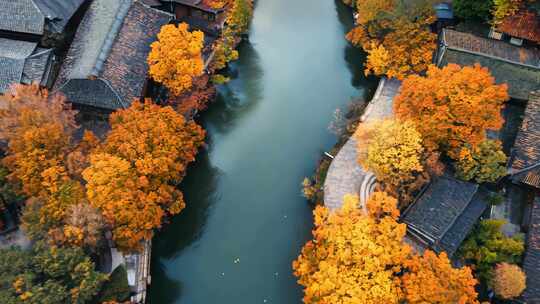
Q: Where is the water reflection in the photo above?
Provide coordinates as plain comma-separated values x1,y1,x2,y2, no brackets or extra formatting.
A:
203,42,264,135
334,0,379,94
152,151,222,259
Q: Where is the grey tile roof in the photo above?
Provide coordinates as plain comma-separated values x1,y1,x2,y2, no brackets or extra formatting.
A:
32,0,87,33
511,91,540,189
54,0,173,110
21,48,54,86
0,38,53,93
402,175,484,257
522,196,540,303
0,0,44,35
437,29,540,100
0,0,86,35
436,188,488,256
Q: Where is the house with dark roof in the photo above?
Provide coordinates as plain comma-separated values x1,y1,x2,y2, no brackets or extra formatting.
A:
436,29,540,100
506,91,540,303
402,175,488,257
53,0,173,111
0,0,87,40
0,38,55,94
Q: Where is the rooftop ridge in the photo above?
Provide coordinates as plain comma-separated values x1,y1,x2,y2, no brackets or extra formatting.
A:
442,29,540,70
91,0,133,76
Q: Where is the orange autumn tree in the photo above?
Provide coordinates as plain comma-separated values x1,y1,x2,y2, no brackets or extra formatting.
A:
0,84,77,197
294,192,479,304
0,85,93,244
402,251,479,304
347,0,437,79
83,101,205,251
148,23,205,96
394,64,508,158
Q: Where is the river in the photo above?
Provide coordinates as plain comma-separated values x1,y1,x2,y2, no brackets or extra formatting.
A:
148,1,377,303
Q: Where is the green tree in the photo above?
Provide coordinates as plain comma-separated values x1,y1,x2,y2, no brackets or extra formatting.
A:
456,140,508,183
459,219,524,282
0,242,106,304
453,0,494,21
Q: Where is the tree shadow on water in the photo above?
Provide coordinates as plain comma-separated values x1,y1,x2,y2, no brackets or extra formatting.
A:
147,260,183,304
152,150,222,259
202,41,264,135
334,0,379,95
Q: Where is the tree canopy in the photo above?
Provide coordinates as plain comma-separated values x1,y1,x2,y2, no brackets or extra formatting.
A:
83,101,205,251
293,192,479,304
394,64,508,159
148,23,205,96
0,243,107,304
346,0,437,79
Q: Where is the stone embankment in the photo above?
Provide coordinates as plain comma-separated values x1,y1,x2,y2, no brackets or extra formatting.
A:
323,77,401,211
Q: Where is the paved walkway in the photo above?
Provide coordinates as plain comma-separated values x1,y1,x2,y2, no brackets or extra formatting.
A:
323,78,401,211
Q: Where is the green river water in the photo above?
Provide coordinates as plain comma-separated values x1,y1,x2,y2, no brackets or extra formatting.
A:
148,1,377,303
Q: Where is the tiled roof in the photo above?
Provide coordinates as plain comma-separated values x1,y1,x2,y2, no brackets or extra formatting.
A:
32,0,87,33
511,91,540,189
0,0,44,35
497,9,540,43
0,0,86,35
402,175,485,257
436,188,488,257
54,0,173,110
522,196,540,303
438,29,540,100
0,38,54,93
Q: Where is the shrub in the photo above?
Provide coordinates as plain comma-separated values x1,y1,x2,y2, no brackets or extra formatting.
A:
492,263,526,299
95,266,131,303
459,219,524,282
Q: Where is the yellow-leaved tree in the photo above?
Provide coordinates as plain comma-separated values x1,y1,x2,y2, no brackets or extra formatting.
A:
148,23,205,96
293,193,410,304
355,119,424,188
293,192,479,304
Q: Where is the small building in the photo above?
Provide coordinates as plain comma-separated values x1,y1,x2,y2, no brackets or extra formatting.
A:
0,38,55,94
436,29,540,100
402,175,488,257
0,0,87,41
53,0,173,111
158,0,228,36
491,9,540,47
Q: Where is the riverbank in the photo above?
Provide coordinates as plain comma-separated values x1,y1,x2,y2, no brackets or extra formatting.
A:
323,77,401,210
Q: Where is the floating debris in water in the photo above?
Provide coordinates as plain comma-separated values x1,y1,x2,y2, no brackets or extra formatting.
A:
233,258,240,264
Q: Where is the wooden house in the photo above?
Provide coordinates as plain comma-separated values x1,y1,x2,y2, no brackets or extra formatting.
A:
157,0,228,36
53,0,173,112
